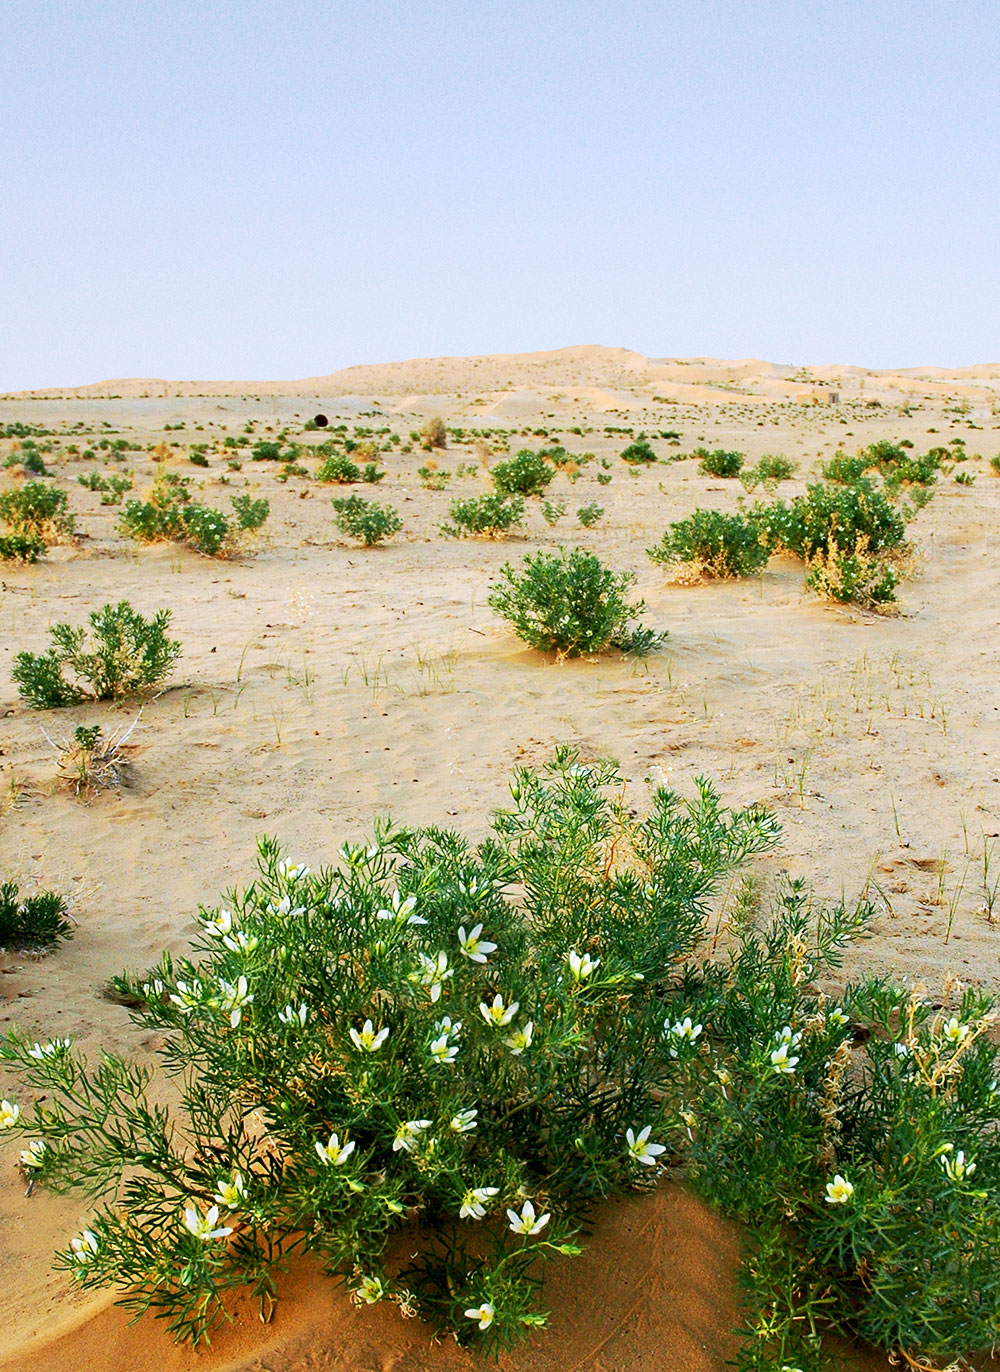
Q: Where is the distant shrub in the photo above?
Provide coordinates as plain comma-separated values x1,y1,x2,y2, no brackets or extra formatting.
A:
990,455,1000,476
576,502,604,528
251,440,298,463
696,449,744,478
488,547,665,657
316,454,361,484
440,493,525,539
230,495,270,531
361,464,386,484
418,464,450,490
3,445,48,475
180,505,231,557
0,482,75,542
188,452,209,468
12,602,181,709
764,479,906,561
821,453,871,485
0,534,45,563
420,416,448,450
753,454,796,482
490,450,554,497
541,500,567,527
648,509,770,579
331,495,403,546
120,476,266,557
0,881,73,951
619,437,657,465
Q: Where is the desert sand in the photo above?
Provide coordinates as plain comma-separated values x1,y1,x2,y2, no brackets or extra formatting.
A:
2,346,999,1370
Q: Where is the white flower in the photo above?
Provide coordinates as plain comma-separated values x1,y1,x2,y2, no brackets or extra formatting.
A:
213,1173,246,1208
770,1043,799,1075
203,908,234,937
217,975,253,1028
506,1199,550,1235
350,1019,390,1053
459,1185,499,1219
667,1016,703,1056
393,1119,432,1153
892,1042,911,1058
480,994,519,1028
377,890,426,926
278,1002,309,1028
505,1020,534,1055
449,1107,478,1133
940,1016,971,1046
0,1099,20,1130
430,1033,459,1065
169,980,204,1014
268,894,305,917
940,1147,976,1182
464,1301,495,1330
458,877,488,902
458,923,497,963
221,929,259,955
355,1274,384,1304
183,1203,233,1241
315,1132,356,1166
28,1038,71,1059
626,1125,665,1166
824,1174,854,1204
567,949,599,982
19,1139,46,1169
775,1025,803,1048
411,951,453,1002
827,1007,849,1028
70,1229,100,1263
277,860,310,882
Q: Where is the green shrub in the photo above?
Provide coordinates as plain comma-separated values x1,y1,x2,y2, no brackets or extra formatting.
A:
251,440,298,463
0,881,73,950
619,437,656,465
316,454,361,484
230,495,270,531
576,502,604,528
490,450,554,497
188,452,209,468
541,500,566,526
181,504,230,557
0,482,75,541
361,464,386,484
990,455,1000,476
805,541,899,609
648,509,770,579
821,453,871,485
0,751,777,1350
763,479,906,561
696,449,744,478
488,547,665,657
119,499,184,543
418,464,450,490
753,454,796,482
596,471,612,486
3,445,49,475
11,602,181,708
331,495,403,546
0,533,45,562
440,493,525,539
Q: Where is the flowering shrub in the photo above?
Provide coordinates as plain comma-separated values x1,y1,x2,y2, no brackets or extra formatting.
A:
0,752,777,1349
647,508,770,579
0,481,75,542
3,755,998,1369
488,547,665,657
440,493,525,538
330,495,403,546
490,450,554,497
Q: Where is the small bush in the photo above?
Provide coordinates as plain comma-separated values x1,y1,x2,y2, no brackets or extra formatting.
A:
0,533,45,562
576,502,604,528
11,602,181,709
3,445,49,475
316,454,361,484
230,495,270,531
821,453,871,485
696,449,744,478
251,440,298,463
541,500,566,526
753,454,796,482
488,547,665,657
418,464,450,490
361,464,386,484
331,495,403,546
490,450,554,498
619,437,657,465
0,482,75,542
764,479,906,562
181,505,230,557
805,539,899,609
648,509,770,579
419,416,448,450
440,493,525,539
596,471,612,486
188,452,209,468
989,455,1000,476
0,881,72,950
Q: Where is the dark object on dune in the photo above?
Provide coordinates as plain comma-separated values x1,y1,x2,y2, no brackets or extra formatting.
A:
313,413,329,428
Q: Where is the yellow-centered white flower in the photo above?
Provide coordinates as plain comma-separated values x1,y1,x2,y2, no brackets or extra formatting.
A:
70,1229,100,1263
19,1139,46,1169
626,1125,665,1166
505,1019,534,1054
458,923,497,963
393,1118,432,1153
315,1133,356,1166
350,1019,390,1053
940,1016,971,1046
217,975,253,1028
213,1172,246,1208
769,1042,799,1075
277,860,310,882
412,951,453,1002
449,1107,478,1132
480,993,519,1028
0,1099,20,1129
28,1038,71,1059
940,1147,976,1182
203,908,234,937
824,1174,854,1204
377,890,426,925
278,1002,309,1028
183,1203,233,1241
460,1185,499,1219
464,1301,495,1330
355,1274,384,1304
566,949,599,982
506,1199,550,1235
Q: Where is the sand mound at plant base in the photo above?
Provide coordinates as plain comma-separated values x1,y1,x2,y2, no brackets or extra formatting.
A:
0,1186,751,1372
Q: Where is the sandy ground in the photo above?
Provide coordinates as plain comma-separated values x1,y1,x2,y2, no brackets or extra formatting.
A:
1,349,999,1369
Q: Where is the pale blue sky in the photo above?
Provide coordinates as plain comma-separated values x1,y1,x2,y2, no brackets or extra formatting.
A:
2,1,996,389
